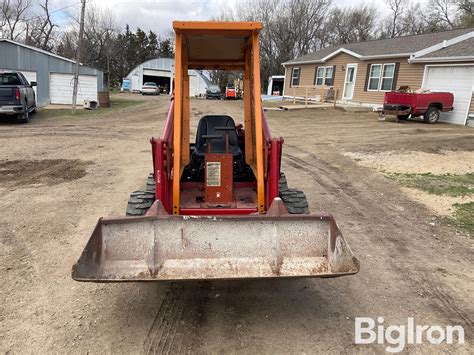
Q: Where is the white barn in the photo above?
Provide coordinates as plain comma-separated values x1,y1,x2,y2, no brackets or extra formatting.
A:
123,58,209,96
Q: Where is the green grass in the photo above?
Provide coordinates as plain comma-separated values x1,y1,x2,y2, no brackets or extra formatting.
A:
385,172,473,235
385,172,474,197
451,202,474,235
36,98,145,119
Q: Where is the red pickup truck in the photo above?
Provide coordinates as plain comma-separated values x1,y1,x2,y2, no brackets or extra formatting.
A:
382,91,454,124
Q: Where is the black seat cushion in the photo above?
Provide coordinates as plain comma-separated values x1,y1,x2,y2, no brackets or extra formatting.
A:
194,115,241,157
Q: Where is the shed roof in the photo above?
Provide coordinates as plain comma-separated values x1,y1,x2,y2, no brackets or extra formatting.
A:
0,38,76,63
0,38,103,71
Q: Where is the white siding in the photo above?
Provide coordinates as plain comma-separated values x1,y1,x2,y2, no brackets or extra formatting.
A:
49,73,98,105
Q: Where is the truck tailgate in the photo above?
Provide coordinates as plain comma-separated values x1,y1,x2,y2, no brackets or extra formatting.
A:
0,87,14,98
384,92,416,106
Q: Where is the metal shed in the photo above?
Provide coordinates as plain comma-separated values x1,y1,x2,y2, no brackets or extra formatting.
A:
123,58,209,96
0,39,104,107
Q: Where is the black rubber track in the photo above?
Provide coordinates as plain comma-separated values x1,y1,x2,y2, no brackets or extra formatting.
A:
279,172,309,214
126,173,156,217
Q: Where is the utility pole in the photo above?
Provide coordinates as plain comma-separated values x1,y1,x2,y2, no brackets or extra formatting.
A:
72,0,86,113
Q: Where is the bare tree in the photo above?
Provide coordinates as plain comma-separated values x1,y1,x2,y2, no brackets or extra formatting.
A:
24,0,57,50
428,0,459,29
234,0,333,87
57,4,118,64
324,5,377,45
1,0,32,40
397,2,430,35
456,0,474,26
386,0,406,38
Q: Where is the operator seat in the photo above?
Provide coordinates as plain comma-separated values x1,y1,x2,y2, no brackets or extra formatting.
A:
193,115,242,158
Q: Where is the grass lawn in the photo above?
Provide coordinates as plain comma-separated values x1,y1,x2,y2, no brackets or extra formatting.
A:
386,172,473,235
385,172,474,197
36,98,145,119
452,202,474,235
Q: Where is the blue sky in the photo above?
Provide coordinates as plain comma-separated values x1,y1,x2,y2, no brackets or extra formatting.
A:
48,0,416,35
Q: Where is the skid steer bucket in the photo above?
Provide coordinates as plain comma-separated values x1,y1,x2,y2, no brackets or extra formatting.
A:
72,214,359,281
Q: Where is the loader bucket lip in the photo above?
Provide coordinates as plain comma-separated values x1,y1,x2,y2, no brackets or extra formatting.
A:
72,213,360,282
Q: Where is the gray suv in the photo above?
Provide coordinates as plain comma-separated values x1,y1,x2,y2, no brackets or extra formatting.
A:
205,84,222,99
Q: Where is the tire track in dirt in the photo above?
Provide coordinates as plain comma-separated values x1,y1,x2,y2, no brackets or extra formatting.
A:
420,274,473,333
142,282,210,354
282,145,373,221
283,144,474,333
143,283,186,354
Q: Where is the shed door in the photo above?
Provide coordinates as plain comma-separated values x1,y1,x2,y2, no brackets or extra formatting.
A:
424,66,474,125
50,73,98,105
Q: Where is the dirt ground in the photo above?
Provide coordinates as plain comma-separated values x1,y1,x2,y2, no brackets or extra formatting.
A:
1,94,473,354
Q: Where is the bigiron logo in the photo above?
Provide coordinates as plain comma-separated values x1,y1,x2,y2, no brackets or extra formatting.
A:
354,317,465,353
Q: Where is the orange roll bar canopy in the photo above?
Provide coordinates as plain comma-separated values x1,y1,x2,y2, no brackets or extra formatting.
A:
172,21,265,215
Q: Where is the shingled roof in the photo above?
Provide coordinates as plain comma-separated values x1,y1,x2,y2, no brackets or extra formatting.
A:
417,36,474,59
284,28,474,65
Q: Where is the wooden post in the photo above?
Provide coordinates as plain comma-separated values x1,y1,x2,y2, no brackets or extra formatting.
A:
293,87,296,105
72,0,86,113
305,87,308,107
320,86,324,103
333,88,338,108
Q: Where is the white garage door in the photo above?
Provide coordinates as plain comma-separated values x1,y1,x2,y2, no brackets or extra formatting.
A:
189,74,198,96
143,69,169,77
424,66,474,125
50,73,98,105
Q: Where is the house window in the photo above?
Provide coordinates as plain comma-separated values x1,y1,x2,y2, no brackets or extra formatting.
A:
381,64,395,90
291,68,300,87
315,66,334,86
367,63,395,91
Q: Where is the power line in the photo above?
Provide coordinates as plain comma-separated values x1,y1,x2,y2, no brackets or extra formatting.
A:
13,1,82,23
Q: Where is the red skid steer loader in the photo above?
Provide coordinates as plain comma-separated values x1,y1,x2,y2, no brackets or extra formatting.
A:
72,21,359,281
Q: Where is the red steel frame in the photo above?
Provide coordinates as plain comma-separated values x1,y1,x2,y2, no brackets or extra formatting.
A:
150,99,283,216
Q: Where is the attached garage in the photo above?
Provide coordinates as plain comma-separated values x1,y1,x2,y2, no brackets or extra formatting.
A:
423,65,474,125
50,73,98,104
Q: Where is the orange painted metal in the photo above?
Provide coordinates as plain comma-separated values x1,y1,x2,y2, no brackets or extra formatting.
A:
243,45,253,169
172,31,183,215
182,55,190,167
251,31,265,214
188,60,245,70
173,21,262,32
